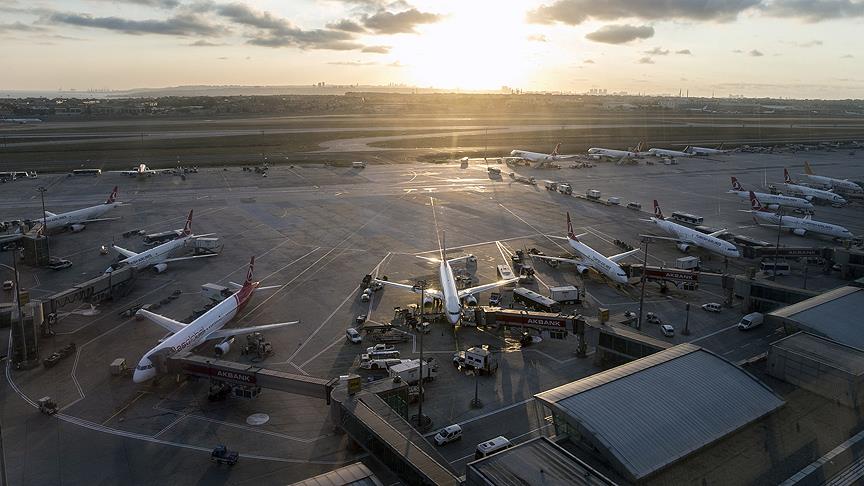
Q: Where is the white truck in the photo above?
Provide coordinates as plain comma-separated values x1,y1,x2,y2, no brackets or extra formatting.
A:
674,256,700,270
586,189,601,200
455,346,498,375
388,359,437,384
738,312,763,331
607,197,621,205
543,180,558,191
557,183,572,195
352,161,367,168
550,285,580,305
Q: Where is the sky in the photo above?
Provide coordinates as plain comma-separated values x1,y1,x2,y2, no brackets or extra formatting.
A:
0,0,863,98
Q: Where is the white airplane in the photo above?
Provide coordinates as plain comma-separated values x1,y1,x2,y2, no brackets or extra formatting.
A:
644,147,693,158
132,256,298,382
38,186,123,233
510,143,580,162
107,209,217,273
0,118,42,124
587,141,644,163
684,145,731,156
647,200,740,257
782,169,847,205
746,191,854,239
729,177,814,211
375,234,518,325
800,161,863,194
532,213,638,284
112,164,170,177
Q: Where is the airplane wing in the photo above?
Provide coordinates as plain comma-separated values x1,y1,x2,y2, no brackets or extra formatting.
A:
608,249,641,263
44,211,57,217
205,321,299,341
446,254,474,264
458,278,519,298
112,245,139,259
229,281,281,291
135,309,187,333
643,235,692,244
374,279,444,300
414,255,442,264
161,253,219,264
81,217,121,223
531,255,583,265
707,228,728,238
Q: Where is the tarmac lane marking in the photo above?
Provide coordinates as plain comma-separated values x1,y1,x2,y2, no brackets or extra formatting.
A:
689,323,739,344
101,391,149,426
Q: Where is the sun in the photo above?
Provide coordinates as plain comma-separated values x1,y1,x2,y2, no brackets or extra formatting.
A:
390,2,539,90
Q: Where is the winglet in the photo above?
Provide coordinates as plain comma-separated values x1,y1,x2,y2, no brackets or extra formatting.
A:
182,210,193,236
653,200,664,220
804,161,814,175
106,186,118,204
566,212,577,240
731,176,743,191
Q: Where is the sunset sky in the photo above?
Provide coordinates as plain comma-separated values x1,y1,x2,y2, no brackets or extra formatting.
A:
1,0,862,98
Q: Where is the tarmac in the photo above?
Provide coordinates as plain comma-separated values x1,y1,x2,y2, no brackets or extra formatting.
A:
0,148,862,485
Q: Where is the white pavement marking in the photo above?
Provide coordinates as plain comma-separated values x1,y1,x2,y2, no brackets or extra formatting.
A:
412,234,541,255
689,323,739,343
153,405,332,443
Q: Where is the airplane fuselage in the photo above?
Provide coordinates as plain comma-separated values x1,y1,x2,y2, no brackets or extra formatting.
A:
115,235,189,270
587,148,638,159
752,212,853,239
729,190,814,210
802,174,863,193
652,218,740,257
646,148,691,158
41,203,118,231
438,260,462,324
782,183,846,204
569,238,629,284
686,146,728,155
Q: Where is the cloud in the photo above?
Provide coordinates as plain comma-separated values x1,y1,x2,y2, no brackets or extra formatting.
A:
841,53,854,58
93,0,181,8
760,0,864,22
527,0,760,25
583,59,595,63
528,34,548,42
676,48,692,54
637,56,655,64
326,18,366,32
46,11,221,36
0,21,47,33
360,8,442,34
585,24,654,44
327,60,378,66
361,45,390,53
217,56,228,60
749,49,764,56
644,46,669,55
799,39,823,46
732,49,743,53
189,39,224,46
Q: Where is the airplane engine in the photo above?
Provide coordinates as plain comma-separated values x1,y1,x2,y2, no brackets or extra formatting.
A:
676,243,691,253
792,228,807,236
214,337,235,357
154,263,168,273
422,295,434,308
70,224,85,232
462,295,478,307
767,204,780,210
575,264,590,275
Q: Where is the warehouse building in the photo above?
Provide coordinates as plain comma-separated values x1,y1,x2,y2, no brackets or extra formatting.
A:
767,286,864,349
534,344,785,483
768,331,864,408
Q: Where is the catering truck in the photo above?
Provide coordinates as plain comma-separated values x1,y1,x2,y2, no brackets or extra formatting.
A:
389,359,437,384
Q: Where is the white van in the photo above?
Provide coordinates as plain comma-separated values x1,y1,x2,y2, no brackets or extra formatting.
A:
738,312,764,331
475,436,512,459
345,328,362,344
433,424,463,446
352,161,367,168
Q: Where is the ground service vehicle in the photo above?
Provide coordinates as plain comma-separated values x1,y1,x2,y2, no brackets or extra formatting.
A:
738,312,764,330
389,359,437,384
671,211,704,225
646,312,662,325
701,303,722,313
513,287,561,313
587,189,601,200
38,397,58,415
360,357,403,370
346,328,362,343
210,445,239,466
558,183,572,195
627,202,642,210
352,161,367,168
462,346,498,374
475,436,512,459
434,425,463,446
760,260,791,276
544,180,558,191
675,256,700,270
549,285,579,304
661,324,675,337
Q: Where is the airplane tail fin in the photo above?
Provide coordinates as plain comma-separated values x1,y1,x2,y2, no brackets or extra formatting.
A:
804,161,815,175
731,176,744,191
784,168,793,184
636,140,647,152
749,191,768,212
566,212,577,240
551,143,561,156
244,256,255,287
653,200,664,220
182,209,193,236
106,186,118,204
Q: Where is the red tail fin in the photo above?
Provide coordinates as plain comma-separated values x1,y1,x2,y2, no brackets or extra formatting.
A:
653,200,664,219
749,191,765,211
551,143,561,156
106,186,118,204
731,177,743,191
566,212,576,239
244,256,255,286
182,209,193,236
784,168,793,184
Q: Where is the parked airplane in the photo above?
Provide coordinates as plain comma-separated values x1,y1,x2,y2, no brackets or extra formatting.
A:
107,209,217,273
746,192,853,239
647,200,740,257
510,143,580,162
729,177,814,211
532,213,638,284
782,169,847,205
116,164,171,177
133,256,298,382
644,147,693,158
0,118,42,124
800,161,863,194
375,225,517,325
587,145,641,162
38,186,123,233
684,145,731,156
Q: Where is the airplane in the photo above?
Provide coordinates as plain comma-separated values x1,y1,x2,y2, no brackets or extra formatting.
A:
0,118,42,124
800,161,863,194
745,191,854,239
110,164,171,177
375,232,518,326
132,256,298,382
107,209,217,273
531,213,639,284
510,143,580,163
684,145,732,156
587,145,641,162
643,147,693,158
646,200,740,257
781,169,847,205
729,177,814,211
37,186,123,233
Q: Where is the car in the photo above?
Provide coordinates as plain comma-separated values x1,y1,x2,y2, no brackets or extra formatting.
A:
366,343,396,354
48,259,72,270
646,312,662,325
360,288,372,302
452,350,466,367
99,245,109,255
433,424,463,446
701,303,722,313
2,280,13,291
345,328,362,344
660,324,675,337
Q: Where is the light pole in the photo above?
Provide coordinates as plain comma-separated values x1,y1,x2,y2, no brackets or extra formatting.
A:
413,279,429,428
37,186,50,263
773,209,784,281
683,303,691,336
637,237,650,330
